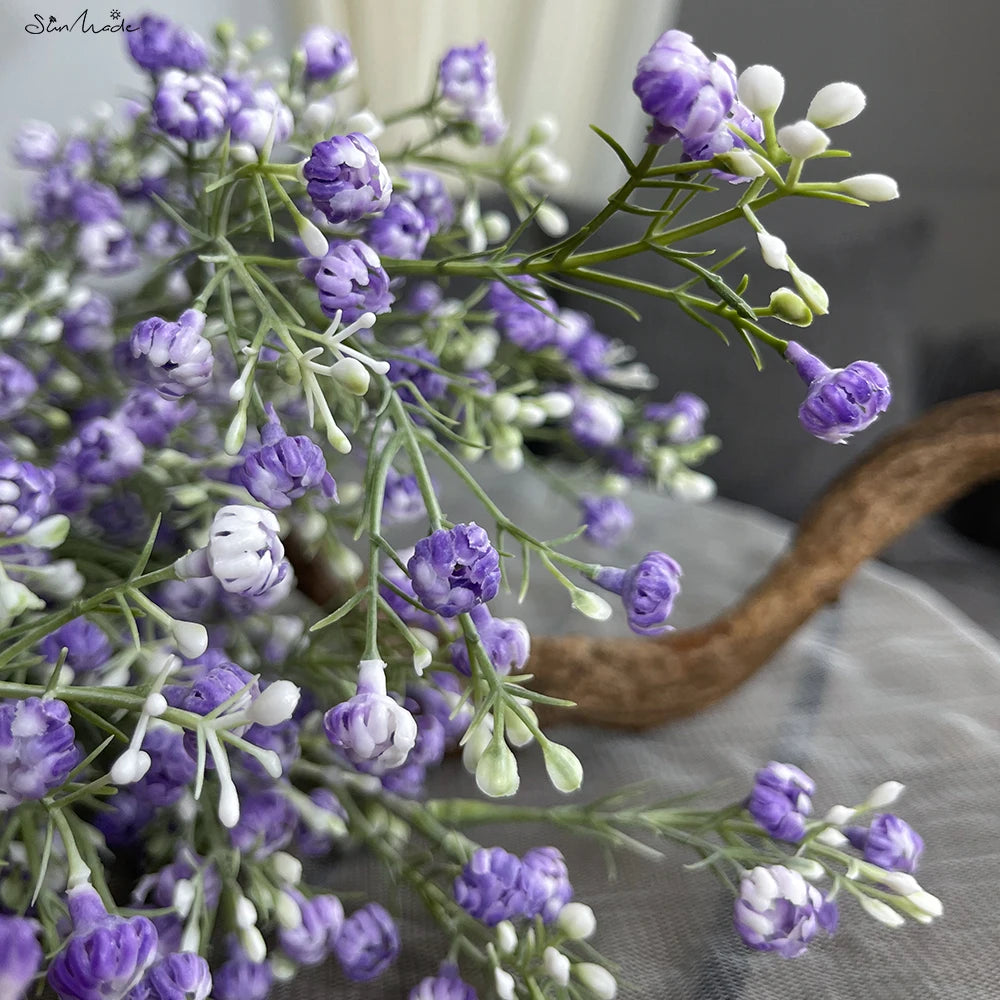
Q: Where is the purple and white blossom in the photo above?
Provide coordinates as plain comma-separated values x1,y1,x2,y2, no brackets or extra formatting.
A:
0,915,43,1000
570,392,624,450
304,240,394,322
0,354,38,419
734,865,838,958
645,392,709,442
522,847,573,923
57,417,144,488
303,133,392,224
453,847,529,926
0,458,54,535
127,14,207,73
278,893,344,965
39,617,111,676
748,761,814,842
399,169,454,234
450,605,530,677
129,309,214,399
580,495,634,548
407,522,501,617
0,697,81,807
211,949,272,1000
846,814,924,874
300,26,356,82
409,965,479,1000
366,194,431,260
129,952,212,1000
594,551,683,635
228,86,293,150
153,71,229,142
437,43,508,144
388,346,448,405
12,120,60,169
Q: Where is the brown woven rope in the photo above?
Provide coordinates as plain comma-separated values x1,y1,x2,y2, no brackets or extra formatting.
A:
290,392,1000,730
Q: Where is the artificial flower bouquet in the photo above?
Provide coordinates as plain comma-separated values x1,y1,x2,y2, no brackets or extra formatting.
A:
0,13,937,1000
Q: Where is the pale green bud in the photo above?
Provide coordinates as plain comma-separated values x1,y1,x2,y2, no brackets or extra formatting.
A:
788,263,829,316
482,211,510,243
574,963,617,999
570,588,612,621
768,287,813,326
504,704,536,748
224,409,248,455
476,737,520,797
543,741,583,792
859,896,905,928
491,392,520,423
275,891,302,930
536,202,569,237
330,356,370,395
907,890,943,918
528,114,559,145
716,150,764,178
296,215,329,258
172,620,209,660
22,514,69,549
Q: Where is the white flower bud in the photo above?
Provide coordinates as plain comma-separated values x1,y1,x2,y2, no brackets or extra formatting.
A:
880,871,920,895
234,895,258,929
491,392,521,423
218,781,241,829
461,717,493,774
536,203,569,237
482,211,511,243
296,216,329,258
815,827,849,847
777,120,830,160
543,741,583,792
247,680,301,726
0,569,44,628
494,968,516,1000
224,409,248,455
670,470,716,503
516,402,547,428
22,515,70,550
271,851,303,886
463,328,500,370
574,963,617,999
865,780,905,810
526,148,571,187
824,804,856,825
544,947,571,986
571,588,613,621
0,307,28,339
838,173,899,202
476,737,520,797
538,391,574,419
496,920,518,955
492,446,524,473
344,110,384,139
302,99,336,135
559,902,597,939
330,356,371,395
786,857,825,880
807,82,866,128
788,262,829,316
110,749,151,786
172,620,209,659
240,925,267,964
528,114,559,145
329,545,364,583
738,65,785,114
172,879,196,918
859,896,906,928
275,891,303,930
504,705,536,748
908,890,943,918
757,232,789,270
34,317,63,344
144,693,168,718
716,150,764,178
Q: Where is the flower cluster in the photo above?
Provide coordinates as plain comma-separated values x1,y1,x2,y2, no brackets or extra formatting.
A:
0,11,919,1000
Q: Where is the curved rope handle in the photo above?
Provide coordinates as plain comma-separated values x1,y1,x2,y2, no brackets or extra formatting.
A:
527,391,1000,728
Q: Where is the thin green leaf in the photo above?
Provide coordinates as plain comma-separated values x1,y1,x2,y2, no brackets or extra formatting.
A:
117,593,142,650
30,818,55,906
676,298,730,345
253,172,275,242
130,514,163,579
310,589,366,631
535,273,642,323
588,125,636,173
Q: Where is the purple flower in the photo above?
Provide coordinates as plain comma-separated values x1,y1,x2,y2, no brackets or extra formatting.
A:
39,618,112,676
229,787,298,858
12,120,60,169
453,847,529,926
388,346,448,405
0,354,38,419
845,814,924,874
367,195,431,260
304,239,394,322
437,43,508,144
131,728,196,806
409,965,478,1000
237,406,337,510
633,31,737,142
748,761,814,842
61,289,114,351
580,495,634,548
682,100,764,182
153,71,229,142
73,182,124,224
279,893,344,965
169,660,258,720
48,883,158,1000
132,851,220,918
57,417,144,486
409,673,472,748
229,85,293,150
211,949,272,1000
130,309,214,399
121,388,193,447
323,660,417,773
594,551,682,636
0,915,43,1000
301,26,355,82
380,552,439,631
407,522,501,617
786,342,892,444
383,469,426,524
241,718,300,777
644,392,709,442
734,865,838,958
129,952,212,1000
334,903,400,982
93,788,154,849
0,458,54,535
127,14,207,73
76,220,139,275
303,133,392,224
399,169,454,235
488,279,558,351
449,605,529,677
522,846,574,923
569,392,623,449
0,697,81,808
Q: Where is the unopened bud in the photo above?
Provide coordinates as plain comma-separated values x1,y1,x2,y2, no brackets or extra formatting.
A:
224,408,248,455
542,741,583,792
271,851,303,886
786,857,825,880
275,891,302,930
330,356,371,395
461,718,493,773
504,705,536,748
908,890,943,918
239,925,267,964
494,969,516,1000
491,392,520,423
815,827,849,847
528,114,559,145
865,780,904,810
788,263,829,316
757,231,789,270
344,110,384,139
670,469,716,503
476,736,520,797
496,920,518,954
717,149,764,178
859,896,905,928
536,202,569,237
482,211,510,243
768,287,813,326
838,173,899,202
22,515,70,549
544,947,571,986
880,871,920,895
302,100,336,135
538,391,574,419
574,963,617,999
807,82,866,128
296,216,329,258
824,804,856,825
777,120,830,160
570,588,612,621
463,327,499,370
172,620,209,659
516,402,547,428
737,65,785,115
559,902,597,939
247,680,301,726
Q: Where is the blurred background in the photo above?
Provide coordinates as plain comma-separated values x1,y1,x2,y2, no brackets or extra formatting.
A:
2,0,997,625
